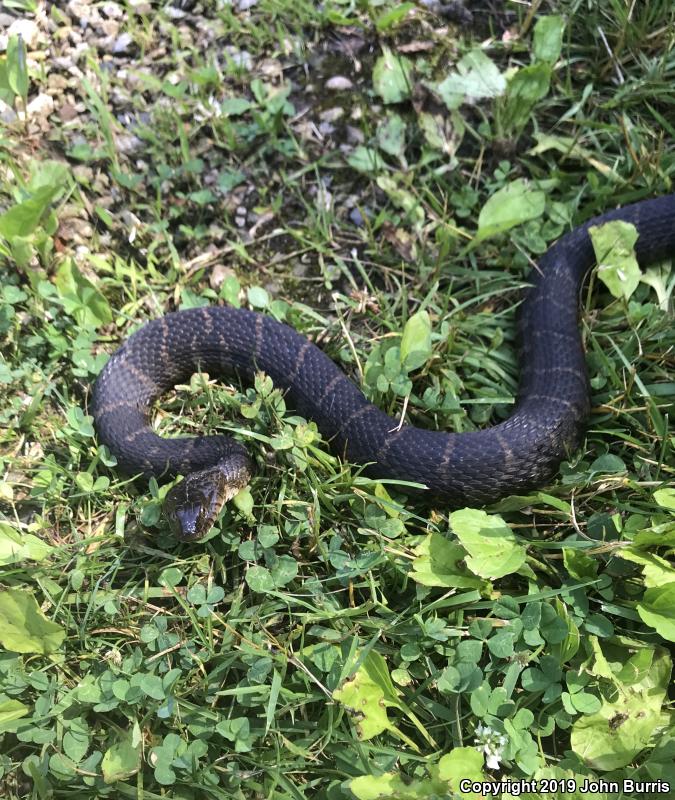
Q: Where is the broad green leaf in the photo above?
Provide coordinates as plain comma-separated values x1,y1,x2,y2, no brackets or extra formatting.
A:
0,185,61,239
233,486,254,519
49,753,77,780
349,772,410,800
63,718,90,763
139,674,165,700
0,60,13,105
360,651,401,708
247,286,269,308
221,97,253,116
373,482,400,519
532,16,565,64
55,259,113,327
410,533,484,588
589,453,626,474
29,160,69,192
654,488,675,512
0,523,53,565
376,114,406,158
571,646,671,769
529,132,616,177
418,111,464,158
333,651,431,749
216,717,253,753
640,263,672,310
590,220,640,300
349,747,485,800
0,160,68,240
563,547,598,581
631,521,675,549
0,588,65,654
376,175,424,229
450,508,527,578
476,179,545,242
372,46,413,104
346,146,384,174
75,472,94,492
7,34,29,99
437,747,485,791
102,733,140,783
360,651,435,747
637,582,675,641
375,3,416,32
587,636,616,681
270,555,298,587
400,310,432,371
500,63,551,134
245,565,275,593
333,662,416,749
618,549,675,588
435,50,506,110
493,491,571,513
549,599,581,664
0,698,29,733
571,694,669,770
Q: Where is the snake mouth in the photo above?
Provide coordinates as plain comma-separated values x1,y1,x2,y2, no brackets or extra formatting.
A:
162,458,252,541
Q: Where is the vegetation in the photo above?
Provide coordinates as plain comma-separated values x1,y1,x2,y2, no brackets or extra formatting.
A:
0,1,673,798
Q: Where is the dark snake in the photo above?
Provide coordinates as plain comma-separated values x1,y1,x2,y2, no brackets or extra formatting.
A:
92,195,675,539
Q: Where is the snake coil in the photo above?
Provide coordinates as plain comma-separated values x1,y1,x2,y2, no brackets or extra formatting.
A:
92,195,675,539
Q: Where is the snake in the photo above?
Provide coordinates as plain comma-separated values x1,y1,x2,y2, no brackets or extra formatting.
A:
91,195,675,540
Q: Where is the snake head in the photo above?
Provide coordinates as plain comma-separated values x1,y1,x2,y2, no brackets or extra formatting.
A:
163,456,252,541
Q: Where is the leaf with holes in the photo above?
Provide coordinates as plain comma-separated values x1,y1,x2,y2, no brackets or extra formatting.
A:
590,220,640,300
450,509,527,579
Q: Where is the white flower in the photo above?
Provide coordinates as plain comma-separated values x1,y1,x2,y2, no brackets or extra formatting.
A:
474,723,508,770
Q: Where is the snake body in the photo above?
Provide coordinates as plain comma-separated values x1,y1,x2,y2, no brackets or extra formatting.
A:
92,196,675,537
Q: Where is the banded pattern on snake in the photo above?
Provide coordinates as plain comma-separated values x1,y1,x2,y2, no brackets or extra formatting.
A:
92,195,675,538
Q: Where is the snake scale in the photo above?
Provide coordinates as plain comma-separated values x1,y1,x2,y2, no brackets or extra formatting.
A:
92,195,675,539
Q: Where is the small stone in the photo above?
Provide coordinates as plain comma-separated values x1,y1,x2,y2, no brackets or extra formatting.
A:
111,32,133,53
346,125,365,144
0,99,17,124
164,5,187,19
258,58,282,78
101,2,124,18
8,18,41,49
319,107,345,123
26,93,54,120
99,19,120,37
128,0,152,13
48,74,69,91
115,134,142,155
325,76,353,90
67,0,97,26
224,46,252,70
349,207,365,227
53,55,75,70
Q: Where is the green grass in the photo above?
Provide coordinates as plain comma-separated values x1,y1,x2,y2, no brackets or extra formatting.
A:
0,1,674,798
